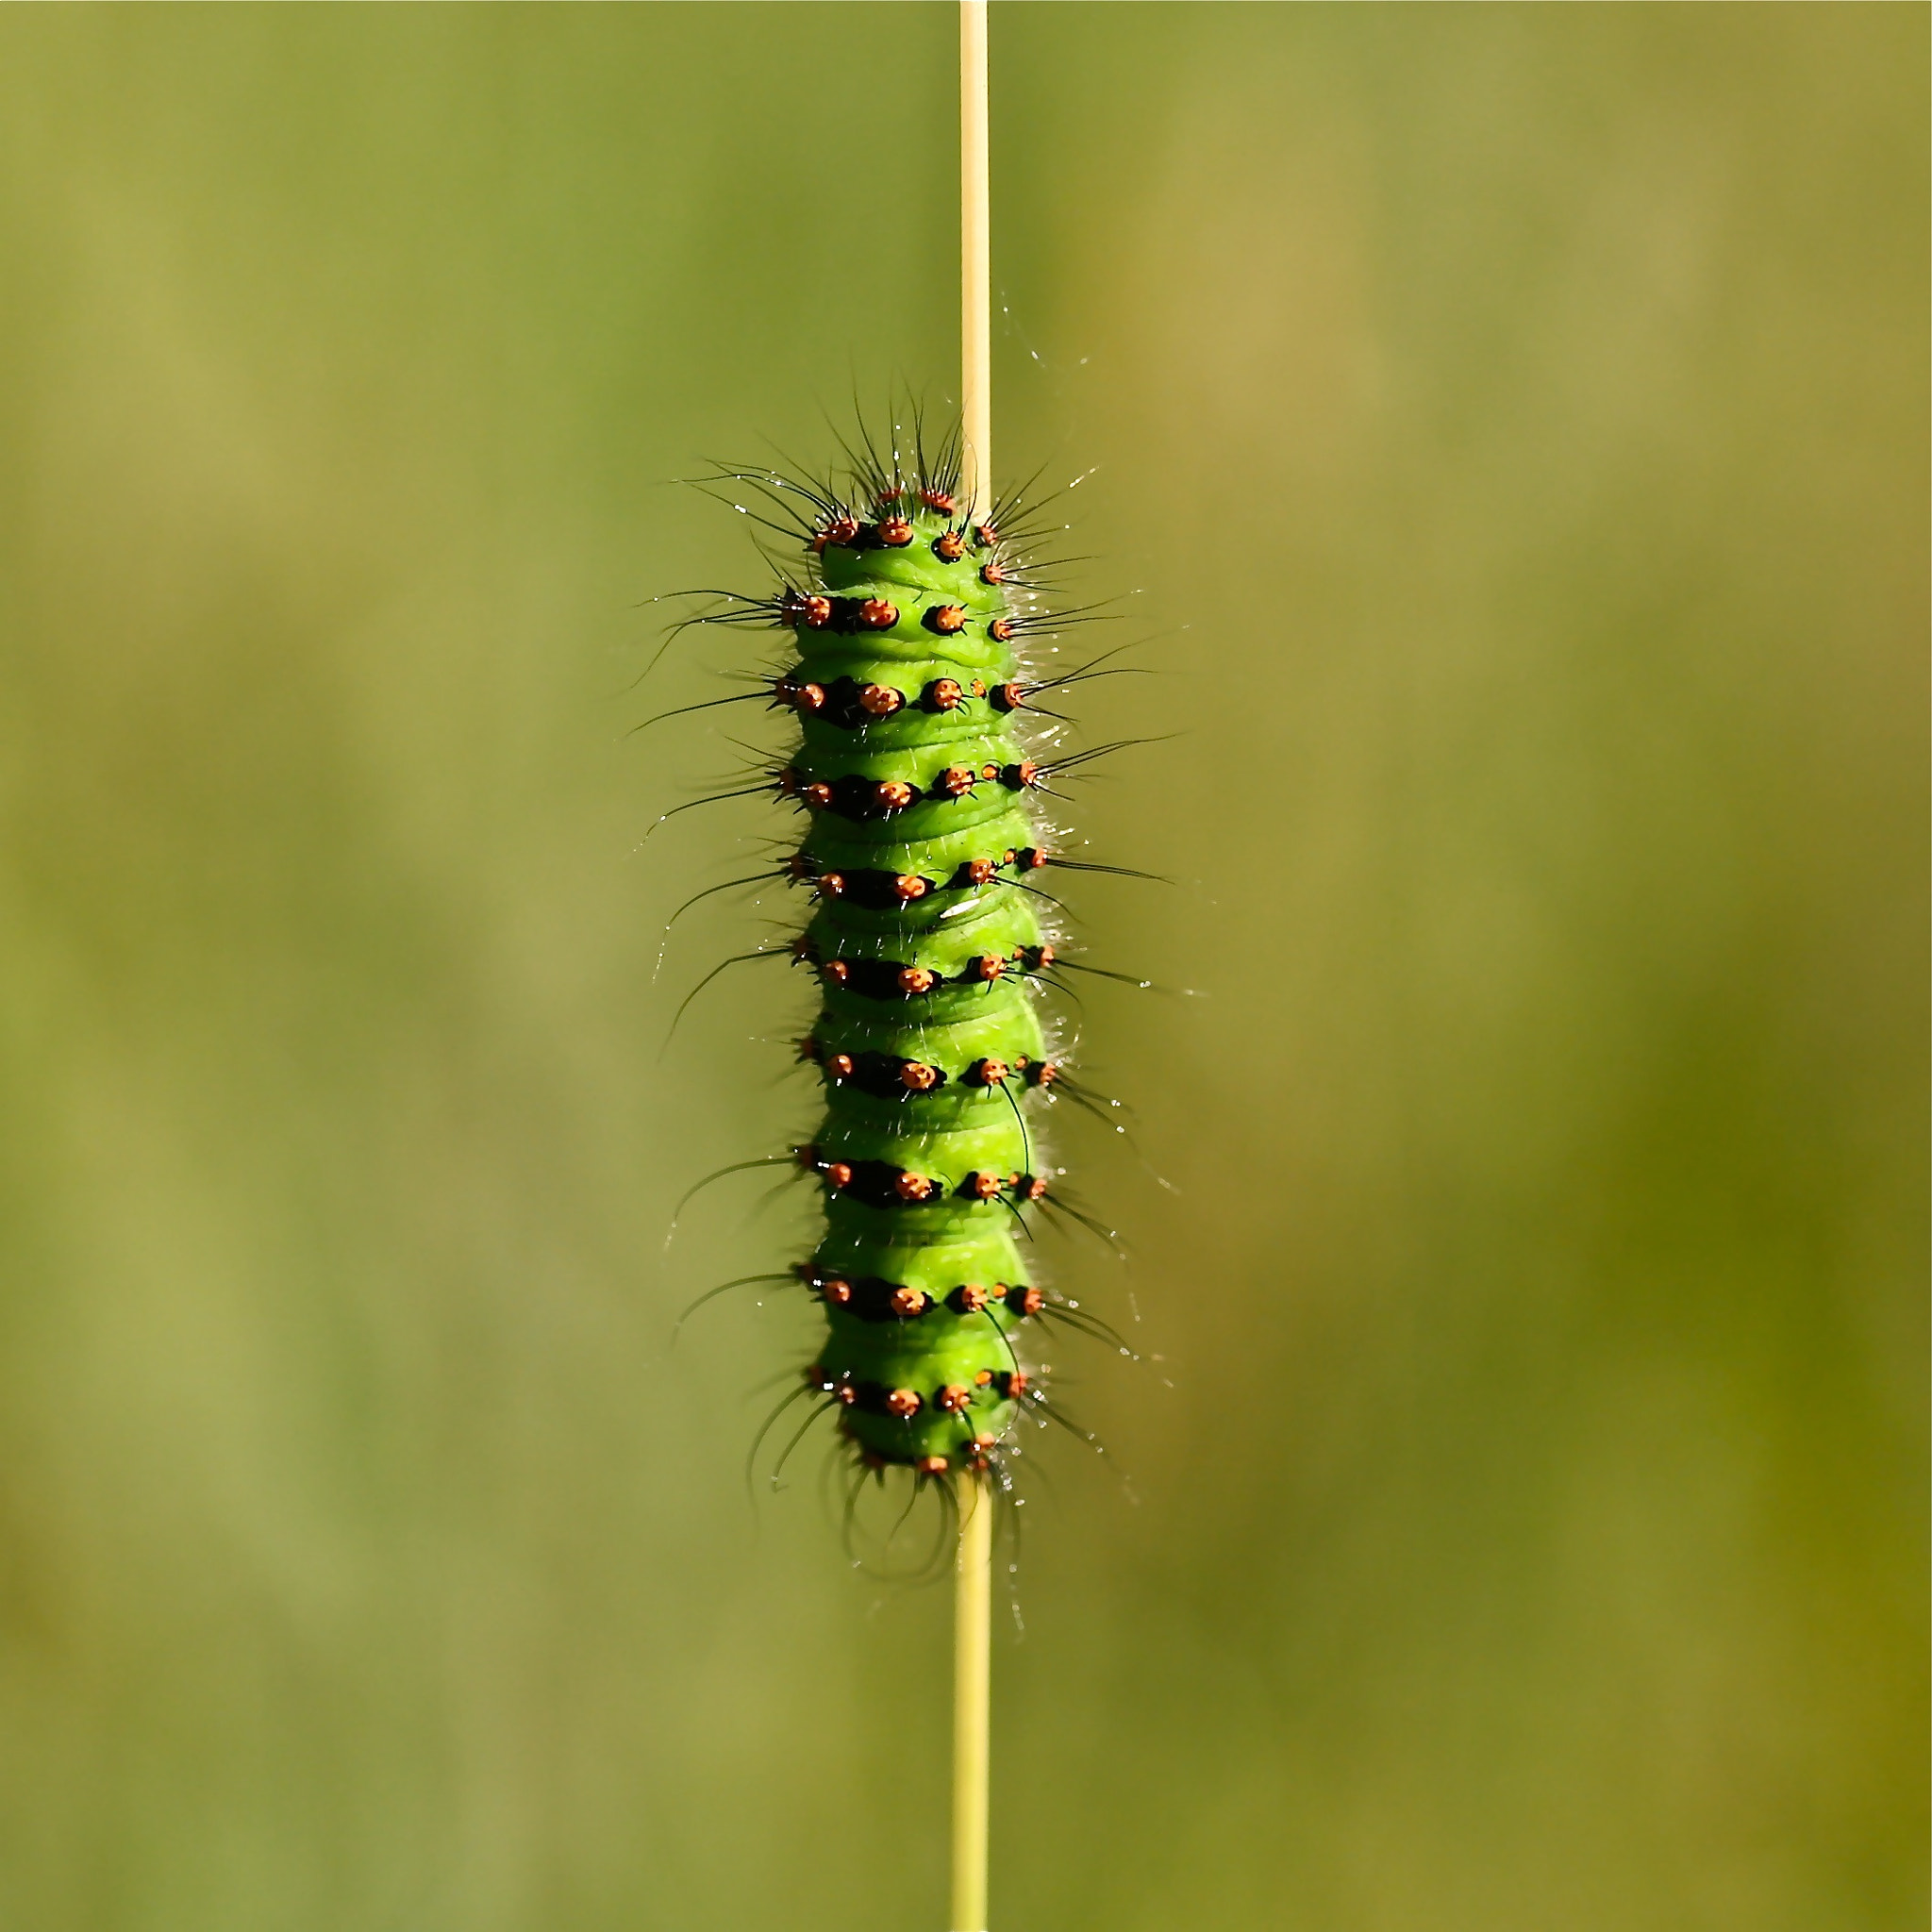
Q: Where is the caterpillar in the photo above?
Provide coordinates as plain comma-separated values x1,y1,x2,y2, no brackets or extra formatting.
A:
665,418,1131,1510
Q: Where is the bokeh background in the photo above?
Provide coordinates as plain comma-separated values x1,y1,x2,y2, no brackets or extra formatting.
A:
2,6,1924,1928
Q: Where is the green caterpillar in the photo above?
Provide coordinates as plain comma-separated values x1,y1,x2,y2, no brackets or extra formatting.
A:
671,425,1127,1495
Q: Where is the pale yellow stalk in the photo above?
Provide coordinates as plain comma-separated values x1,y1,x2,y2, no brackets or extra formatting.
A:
951,19,994,1930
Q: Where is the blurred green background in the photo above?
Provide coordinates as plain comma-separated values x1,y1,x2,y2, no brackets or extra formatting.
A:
1,5,1923,1928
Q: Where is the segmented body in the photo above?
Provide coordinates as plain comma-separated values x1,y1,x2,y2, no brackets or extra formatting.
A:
768,479,1055,1478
